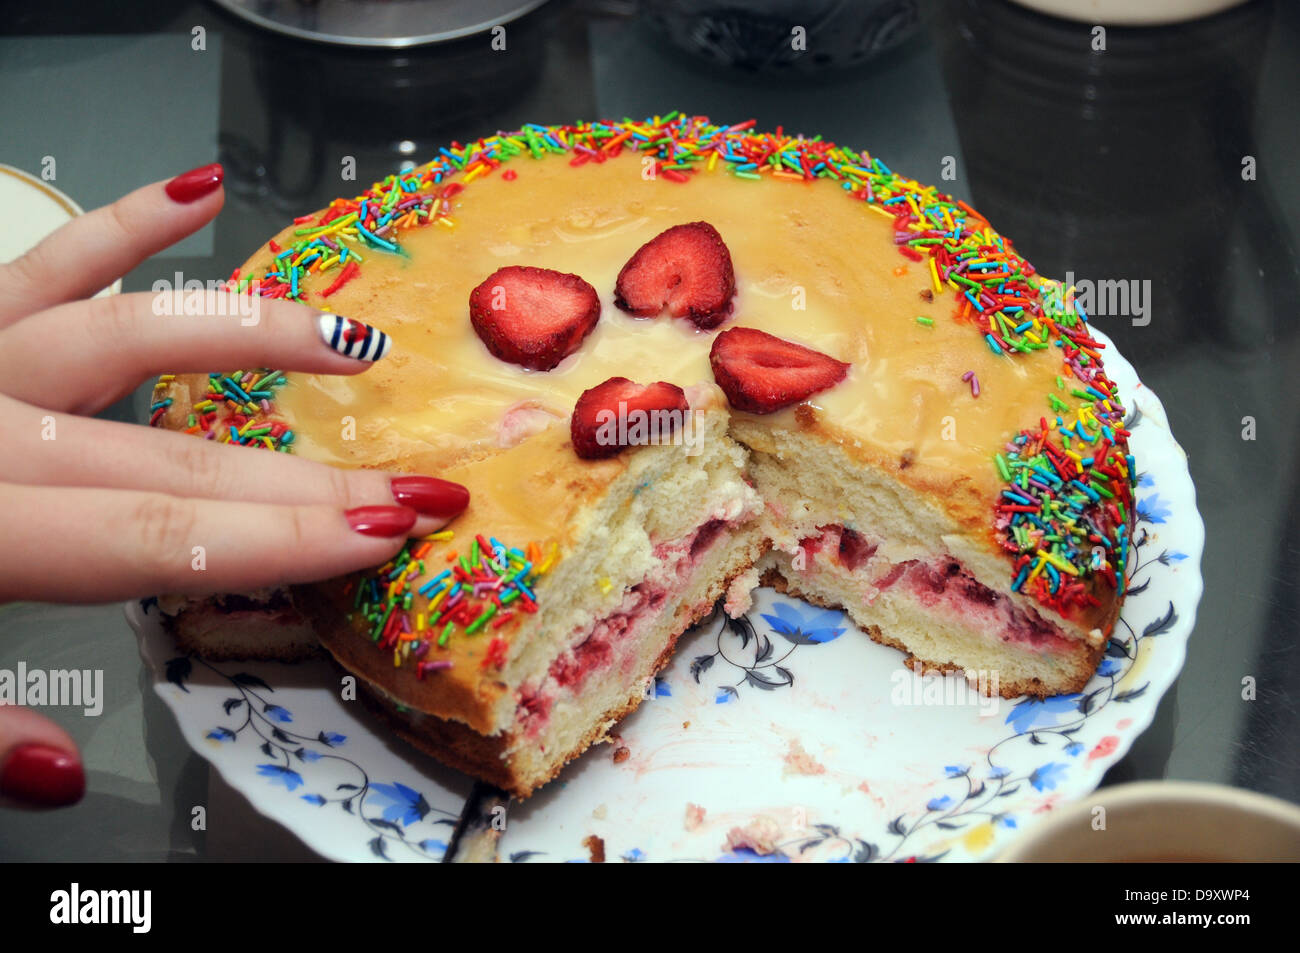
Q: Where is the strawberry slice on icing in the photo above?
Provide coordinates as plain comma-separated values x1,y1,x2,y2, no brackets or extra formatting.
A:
709,326,850,414
614,222,736,330
469,266,601,371
570,377,690,460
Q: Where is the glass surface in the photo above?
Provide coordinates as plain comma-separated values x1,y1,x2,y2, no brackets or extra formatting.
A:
0,0,1295,860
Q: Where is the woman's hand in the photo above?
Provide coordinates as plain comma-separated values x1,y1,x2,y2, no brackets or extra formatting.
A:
0,163,468,807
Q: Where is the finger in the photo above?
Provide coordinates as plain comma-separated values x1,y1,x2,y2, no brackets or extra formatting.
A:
0,482,424,604
0,706,84,809
0,394,468,537
0,163,225,327
0,292,391,414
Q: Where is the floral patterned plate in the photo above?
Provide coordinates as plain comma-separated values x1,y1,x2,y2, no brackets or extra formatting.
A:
132,326,1203,862
133,611,475,861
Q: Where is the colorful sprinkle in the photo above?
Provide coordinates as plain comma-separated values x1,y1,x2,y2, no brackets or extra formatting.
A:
349,534,558,676
151,370,292,450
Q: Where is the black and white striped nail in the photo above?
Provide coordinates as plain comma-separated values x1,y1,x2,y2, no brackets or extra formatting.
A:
318,314,391,362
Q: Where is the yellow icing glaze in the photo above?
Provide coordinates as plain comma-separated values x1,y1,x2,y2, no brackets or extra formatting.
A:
263,153,1061,526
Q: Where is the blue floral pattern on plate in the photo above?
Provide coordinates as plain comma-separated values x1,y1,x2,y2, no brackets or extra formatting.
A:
137,638,470,861
133,327,1203,862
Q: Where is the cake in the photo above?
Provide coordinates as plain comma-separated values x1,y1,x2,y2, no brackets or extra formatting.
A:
153,114,1136,799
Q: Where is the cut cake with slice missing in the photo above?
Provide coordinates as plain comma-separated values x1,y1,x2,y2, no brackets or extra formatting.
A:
298,386,766,795
152,115,1135,799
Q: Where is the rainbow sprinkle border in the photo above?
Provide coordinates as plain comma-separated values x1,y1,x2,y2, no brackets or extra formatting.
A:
160,112,1134,661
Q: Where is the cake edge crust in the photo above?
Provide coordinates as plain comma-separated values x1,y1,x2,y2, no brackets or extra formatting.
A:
162,604,322,663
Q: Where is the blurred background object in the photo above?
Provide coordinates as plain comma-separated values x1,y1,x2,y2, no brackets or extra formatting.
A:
936,0,1283,361
1008,0,1252,26
638,0,922,73
215,6,555,209
208,0,553,47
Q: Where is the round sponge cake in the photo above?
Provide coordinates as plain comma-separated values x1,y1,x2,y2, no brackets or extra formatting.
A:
153,114,1135,797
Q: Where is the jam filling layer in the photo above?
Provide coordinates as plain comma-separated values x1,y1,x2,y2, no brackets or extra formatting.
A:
797,525,1076,654
515,518,730,740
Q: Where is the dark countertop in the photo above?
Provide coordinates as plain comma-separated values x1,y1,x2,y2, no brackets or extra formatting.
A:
0,0,1296,860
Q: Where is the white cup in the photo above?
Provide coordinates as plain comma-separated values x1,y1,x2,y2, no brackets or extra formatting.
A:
1007,0,1251,26
996,781,1300,862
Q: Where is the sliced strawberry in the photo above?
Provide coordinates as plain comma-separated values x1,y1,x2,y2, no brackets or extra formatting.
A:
570,377,690,460
614,222,735,329
709,327,850,414
469,266,600,371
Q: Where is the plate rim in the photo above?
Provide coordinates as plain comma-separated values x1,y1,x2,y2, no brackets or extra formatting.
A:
0,163,123,297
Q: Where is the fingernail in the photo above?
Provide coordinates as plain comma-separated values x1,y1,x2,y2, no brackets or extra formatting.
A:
164,162,224,203
390,476,470,519
346,505,417,537
0,744,85,808
318,314,391,362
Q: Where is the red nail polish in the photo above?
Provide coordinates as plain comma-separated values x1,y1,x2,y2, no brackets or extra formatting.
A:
390,476,470,519
346,505,418,537
0,744,85,808
164,163,224,203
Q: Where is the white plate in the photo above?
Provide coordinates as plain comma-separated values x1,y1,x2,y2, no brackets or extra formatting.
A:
132,326,1204,862
0,164,121,297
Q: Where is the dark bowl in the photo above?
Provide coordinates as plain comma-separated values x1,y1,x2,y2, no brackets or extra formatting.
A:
638,0,922,74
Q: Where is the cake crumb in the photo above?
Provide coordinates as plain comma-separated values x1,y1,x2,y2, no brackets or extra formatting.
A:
723,566,761,615
684,803,706,831
724,816,782,855
592,803,608,820
920,288,934,302
682,721,691,730
582,835,606,863
612,746,630,764
783,739,827,777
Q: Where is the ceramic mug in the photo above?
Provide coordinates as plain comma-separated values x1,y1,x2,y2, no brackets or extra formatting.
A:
997,781,1300,862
